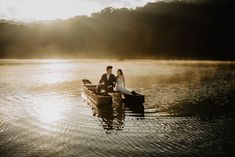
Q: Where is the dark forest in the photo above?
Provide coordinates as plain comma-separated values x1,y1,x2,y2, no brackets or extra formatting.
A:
0,0,234,60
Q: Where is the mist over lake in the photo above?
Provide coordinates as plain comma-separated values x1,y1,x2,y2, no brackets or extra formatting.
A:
1,0,235,156
0,59,234,157
1,0,235,60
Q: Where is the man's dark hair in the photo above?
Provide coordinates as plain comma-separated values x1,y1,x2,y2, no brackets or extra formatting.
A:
106,66,113,71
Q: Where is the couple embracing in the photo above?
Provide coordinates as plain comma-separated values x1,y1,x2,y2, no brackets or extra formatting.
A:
96,66,135,95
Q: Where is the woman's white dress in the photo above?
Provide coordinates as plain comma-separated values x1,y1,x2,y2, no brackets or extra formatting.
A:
116,78,132,95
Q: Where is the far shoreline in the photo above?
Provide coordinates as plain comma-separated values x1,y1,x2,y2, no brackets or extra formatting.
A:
0,58,235,64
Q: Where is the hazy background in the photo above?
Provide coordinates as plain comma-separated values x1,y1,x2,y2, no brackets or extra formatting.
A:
0,0,234,60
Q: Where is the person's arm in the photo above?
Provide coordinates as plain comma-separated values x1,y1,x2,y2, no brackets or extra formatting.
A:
99,74,104,84
113,75,117,87
123,76,126,87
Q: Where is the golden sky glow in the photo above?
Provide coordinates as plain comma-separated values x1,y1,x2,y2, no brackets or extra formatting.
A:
0,0,156,21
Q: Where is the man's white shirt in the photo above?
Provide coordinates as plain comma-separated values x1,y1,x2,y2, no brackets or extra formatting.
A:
106,74,110,80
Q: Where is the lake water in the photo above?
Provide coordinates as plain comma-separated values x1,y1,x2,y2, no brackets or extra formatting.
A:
0,59,235,157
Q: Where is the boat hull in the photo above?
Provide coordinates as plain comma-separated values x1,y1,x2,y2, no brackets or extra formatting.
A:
82,79,145,106
82,79,112,107
124,93,145,104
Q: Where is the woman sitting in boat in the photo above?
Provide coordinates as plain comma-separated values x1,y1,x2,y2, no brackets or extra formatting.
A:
116,69,136,95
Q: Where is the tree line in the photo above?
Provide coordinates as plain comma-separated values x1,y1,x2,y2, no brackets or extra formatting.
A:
0,0,234,60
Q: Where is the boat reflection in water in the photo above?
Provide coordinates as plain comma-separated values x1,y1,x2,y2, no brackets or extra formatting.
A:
124,102,145,117
92,102,125,132
86,97,144,133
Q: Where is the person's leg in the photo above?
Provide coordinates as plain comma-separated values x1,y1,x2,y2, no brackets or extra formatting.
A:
107,87,114,93
96,84,101,94
120,87,133,95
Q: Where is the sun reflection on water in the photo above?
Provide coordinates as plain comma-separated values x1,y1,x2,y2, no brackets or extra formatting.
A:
35,95,67,130
39,103,63,124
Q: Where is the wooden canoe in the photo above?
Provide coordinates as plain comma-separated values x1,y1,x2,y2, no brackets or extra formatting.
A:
82,79,145,106
82,79,112,107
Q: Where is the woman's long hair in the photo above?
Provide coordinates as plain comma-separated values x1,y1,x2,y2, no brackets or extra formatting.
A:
116,69,123,78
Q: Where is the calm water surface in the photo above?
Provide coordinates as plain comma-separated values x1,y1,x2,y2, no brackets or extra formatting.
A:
0,59,235,157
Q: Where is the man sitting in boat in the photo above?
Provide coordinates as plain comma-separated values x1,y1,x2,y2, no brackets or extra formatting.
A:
96,66,116,95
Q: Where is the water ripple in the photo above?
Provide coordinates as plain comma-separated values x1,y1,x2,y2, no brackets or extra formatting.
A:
1,60,235,156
